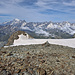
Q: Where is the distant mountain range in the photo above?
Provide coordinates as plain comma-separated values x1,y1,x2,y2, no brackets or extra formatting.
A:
0,18,75,42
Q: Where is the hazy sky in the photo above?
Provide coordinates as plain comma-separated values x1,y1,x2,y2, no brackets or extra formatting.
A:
0,0,75,23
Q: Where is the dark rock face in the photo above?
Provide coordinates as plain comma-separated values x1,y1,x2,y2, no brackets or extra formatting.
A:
6,31,33,46
73,34,75,38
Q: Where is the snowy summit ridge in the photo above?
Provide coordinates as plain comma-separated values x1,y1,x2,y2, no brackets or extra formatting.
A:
13,18,20,21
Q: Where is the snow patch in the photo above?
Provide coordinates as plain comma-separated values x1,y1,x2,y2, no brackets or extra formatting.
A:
16,34,29,40
13,38,75,48
21,27,32,31
14,18,20,21
13,33,33,45
34,27,49,36
4,37,75,49
21,22,26,27
35,30,49,36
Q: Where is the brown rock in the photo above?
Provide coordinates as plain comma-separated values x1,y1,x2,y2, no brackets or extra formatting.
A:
14,69,21,74
21,68,26,72
42,41,50,47
0,68,3,71
1,51,7,54
32,56,36,59
27,52,30,55
25,61,30,65
28,68,33,74
7,53,13,56
37,68,46,75
72,56,75,58
26,56,31,60
0,57,2,60
41,60,45,63
56,60,60,62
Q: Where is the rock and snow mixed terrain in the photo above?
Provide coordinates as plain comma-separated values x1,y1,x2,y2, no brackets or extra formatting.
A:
5,31,33,46
4,32,75,48
14,37,75,48
13,36,75,48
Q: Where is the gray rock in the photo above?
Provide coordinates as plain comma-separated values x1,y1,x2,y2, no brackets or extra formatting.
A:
1,70,7,75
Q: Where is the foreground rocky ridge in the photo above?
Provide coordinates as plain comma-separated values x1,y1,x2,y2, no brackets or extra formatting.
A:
0,42,75,75
6,31,33,46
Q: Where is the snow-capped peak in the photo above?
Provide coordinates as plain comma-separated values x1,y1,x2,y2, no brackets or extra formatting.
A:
13,18,20,21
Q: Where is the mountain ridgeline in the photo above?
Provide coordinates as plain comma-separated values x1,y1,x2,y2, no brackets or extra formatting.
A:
0,19,75,42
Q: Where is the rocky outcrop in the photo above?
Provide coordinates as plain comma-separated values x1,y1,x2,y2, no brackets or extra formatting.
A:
73,33,75,38
6,31,33,46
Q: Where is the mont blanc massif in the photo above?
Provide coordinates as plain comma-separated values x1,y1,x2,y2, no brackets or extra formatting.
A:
0,18,75,42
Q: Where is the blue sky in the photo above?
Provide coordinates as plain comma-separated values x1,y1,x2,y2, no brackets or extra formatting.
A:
0,0,75,23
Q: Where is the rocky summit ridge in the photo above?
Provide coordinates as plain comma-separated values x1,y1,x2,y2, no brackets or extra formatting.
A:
0,42,75,75
6,31,33,46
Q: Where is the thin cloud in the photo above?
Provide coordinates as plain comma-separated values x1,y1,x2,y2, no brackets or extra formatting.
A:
63,0,75,6
0,0,75,22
